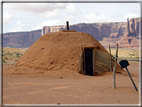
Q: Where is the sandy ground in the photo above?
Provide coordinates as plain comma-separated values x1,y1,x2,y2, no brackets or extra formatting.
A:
3,63,140,105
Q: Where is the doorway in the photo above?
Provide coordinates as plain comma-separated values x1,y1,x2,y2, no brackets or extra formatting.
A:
84,48,93,76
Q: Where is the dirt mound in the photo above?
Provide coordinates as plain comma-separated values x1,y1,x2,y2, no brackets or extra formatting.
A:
8,30,123,75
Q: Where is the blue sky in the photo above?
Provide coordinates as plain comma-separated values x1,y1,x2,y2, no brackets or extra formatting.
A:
2,1,141,33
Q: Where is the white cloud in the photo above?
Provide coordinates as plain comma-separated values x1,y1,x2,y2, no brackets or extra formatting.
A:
64,15,75,21
39,9,59,19
16,20,32,27
65,3,80,15
123,13,139,19
16,20,26,27
4,20,33,33
81,12,112,23
3,12,14,24
32,20,62,30
46,10,59,18
3,2,140,33
80,12,139,23
9,26,23,32
4,3,67,13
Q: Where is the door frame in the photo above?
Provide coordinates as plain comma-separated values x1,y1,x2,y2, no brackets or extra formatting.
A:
81,46,95,76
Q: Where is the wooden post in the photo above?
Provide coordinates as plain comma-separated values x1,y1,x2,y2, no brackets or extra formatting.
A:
93,47,96,76
79,51,83,74
79,52,81,72
83,47,86,74
66,21,69,30
113,43,118,88
109,44,113,71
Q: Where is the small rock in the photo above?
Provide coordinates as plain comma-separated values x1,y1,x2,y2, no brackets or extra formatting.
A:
59,76,63,79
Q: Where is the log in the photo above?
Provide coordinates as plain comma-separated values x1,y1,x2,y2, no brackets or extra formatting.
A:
113,43,118,88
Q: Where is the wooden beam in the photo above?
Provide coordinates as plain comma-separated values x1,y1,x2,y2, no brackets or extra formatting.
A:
79,51,83,73
83,47,86,74
109,44,113,71
82,46,95,49
117,58,139,61
113,43,118,88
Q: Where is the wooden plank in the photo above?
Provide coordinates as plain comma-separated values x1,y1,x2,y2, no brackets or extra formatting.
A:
95,63,110,69
95,58,110,65
93,48,112,74
96,52,110,58
95,54,111,59
96,55,111,61
93,47,96,76
95,57,111,63
95,70,104,74
95,64,110,70
95,66,109,72
96,53,110,59
83,46,95,49
95,63,110,70
96,49,110,57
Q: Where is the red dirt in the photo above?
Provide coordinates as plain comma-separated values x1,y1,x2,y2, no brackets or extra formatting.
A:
3,30,139,105
3,63,139,104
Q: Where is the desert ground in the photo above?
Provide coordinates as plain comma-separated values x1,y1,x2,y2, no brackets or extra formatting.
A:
2,47,140,105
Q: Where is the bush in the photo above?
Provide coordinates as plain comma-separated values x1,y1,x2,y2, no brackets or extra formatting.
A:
3,59,6,63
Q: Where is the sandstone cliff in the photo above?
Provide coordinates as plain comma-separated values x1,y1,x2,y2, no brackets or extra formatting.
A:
42,22,127,41
3,29,42,48
108,17,140,48
3,17,140,48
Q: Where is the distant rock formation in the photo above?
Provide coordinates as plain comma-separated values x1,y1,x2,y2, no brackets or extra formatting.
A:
127,18,139,37
41,22,127,41
3,17,140,48
3,29,42,48
127,18,130,36
109,17,140,48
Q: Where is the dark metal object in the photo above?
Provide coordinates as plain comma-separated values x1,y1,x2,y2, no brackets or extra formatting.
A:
119,60,129,68
119,60,138,91
125,67,138,91
66,21,69,30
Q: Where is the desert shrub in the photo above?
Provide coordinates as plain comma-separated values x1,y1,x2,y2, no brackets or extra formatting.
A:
136,56,139,59
14,58,19,62
3,59,6,63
